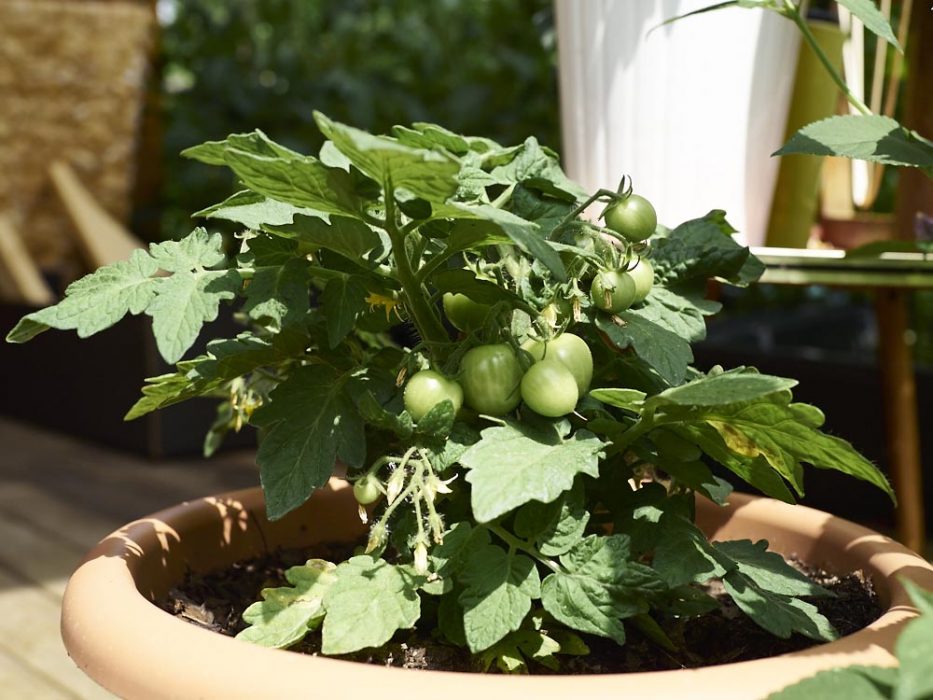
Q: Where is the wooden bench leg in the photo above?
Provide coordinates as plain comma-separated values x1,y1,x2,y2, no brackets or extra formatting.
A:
875,288,925,553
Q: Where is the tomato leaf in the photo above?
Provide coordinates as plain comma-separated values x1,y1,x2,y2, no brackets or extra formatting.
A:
195,189,326,229
513,478,590,556
457,542,540,652
266,213,387,261
766,667,897,700
775,115,933,170
835,0,901,52
320,275,369,348
461,420,606,523
315,112,460,203
651,211,764,287
713,540,831,598
242,259,310,332
237,559,337,648
723,571,837,641
322,556,423,654
487,136,587,203
595,314,693,387
224,149,365,218
5,248,159,344
540,535,663,644
251,365,366,520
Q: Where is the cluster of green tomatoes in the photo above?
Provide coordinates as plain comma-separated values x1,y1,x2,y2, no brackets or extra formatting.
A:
353,193,658,506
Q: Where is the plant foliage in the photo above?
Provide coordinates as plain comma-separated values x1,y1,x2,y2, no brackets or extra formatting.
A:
7,114,895,671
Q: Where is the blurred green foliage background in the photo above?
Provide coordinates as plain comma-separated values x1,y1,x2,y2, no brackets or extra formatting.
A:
158,0,559,238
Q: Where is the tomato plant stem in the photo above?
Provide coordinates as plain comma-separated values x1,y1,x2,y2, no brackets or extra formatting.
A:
383,183,451,361
783,0,871,116
488,524,562,574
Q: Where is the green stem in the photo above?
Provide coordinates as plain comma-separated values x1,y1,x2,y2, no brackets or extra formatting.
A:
612,416,654,453
783,0,871,116
488,525,562,574
383,183,451,360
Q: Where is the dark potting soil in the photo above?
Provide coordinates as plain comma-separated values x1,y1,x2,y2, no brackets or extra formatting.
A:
157,544,881,675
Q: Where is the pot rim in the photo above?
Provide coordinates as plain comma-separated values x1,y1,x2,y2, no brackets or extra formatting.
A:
62,483,933,700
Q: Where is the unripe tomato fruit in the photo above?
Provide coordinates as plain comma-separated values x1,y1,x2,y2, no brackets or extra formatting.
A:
523,333,593,395
442,293,490,332
604,194,657,242
628,258,654,304
353,475,381,505
460,344,523,416
521,360,579,417
403,370,463,422
591,270,637,313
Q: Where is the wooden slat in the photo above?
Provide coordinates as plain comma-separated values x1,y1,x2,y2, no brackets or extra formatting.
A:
0,508,91,598
0,483,120,552
0,214,56,305
49,160,145,270
0,646,77,700
0,568,115,699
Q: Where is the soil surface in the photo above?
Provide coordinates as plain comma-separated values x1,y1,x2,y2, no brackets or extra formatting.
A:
158,544,881,674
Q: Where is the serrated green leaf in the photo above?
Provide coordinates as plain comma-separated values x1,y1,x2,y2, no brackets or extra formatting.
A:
149,227,228,273
322,556,422,654
651,211,764,287
240,233,300,267
588,388,646,412
540,535,659,644
125,329,308,420
223,149,363,218
392,123,471,155
412,399,456,438
477,628,564,674
595,314,693,387
315,112,460,202
836,0,900,51
488,136,586,203
630,287,720,343
266,213,385,261
653,513,729,587
514,479,590,556
776,115,933,169
320,275,368,348
448,203,567,281
461,421,605,523
714,540,831,598
457,543,540,652
424,421,480,472
505,185,575,235
237,559,336,648
894,584,933,700
195,190,326,229
767,666,896,700
723,571,837,641
6,248,158,344
356,392,414,440
670,423,797,502
146,269,241,364
649,372,797,409
181,129,302,166
251,365,365,520
243,259,309,331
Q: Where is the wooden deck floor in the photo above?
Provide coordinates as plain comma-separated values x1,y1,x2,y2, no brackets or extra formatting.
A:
0,417,259,699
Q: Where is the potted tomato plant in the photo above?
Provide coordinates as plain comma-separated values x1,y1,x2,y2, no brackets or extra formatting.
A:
9,113,933,699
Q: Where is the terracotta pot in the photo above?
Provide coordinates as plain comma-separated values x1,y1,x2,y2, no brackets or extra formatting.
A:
62,481,933,700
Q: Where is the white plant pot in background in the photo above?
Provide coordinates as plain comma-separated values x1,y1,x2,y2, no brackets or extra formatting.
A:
555,0,800,245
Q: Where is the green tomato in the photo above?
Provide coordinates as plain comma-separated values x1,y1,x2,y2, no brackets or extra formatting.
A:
604,194,658,242
460,344,524,416
403,370,463,422
523,333,593,395
628,258,654,304
521,360,579,418
442,293,490,332
591,270,637,313
353,475,381,505
650,428,702,463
